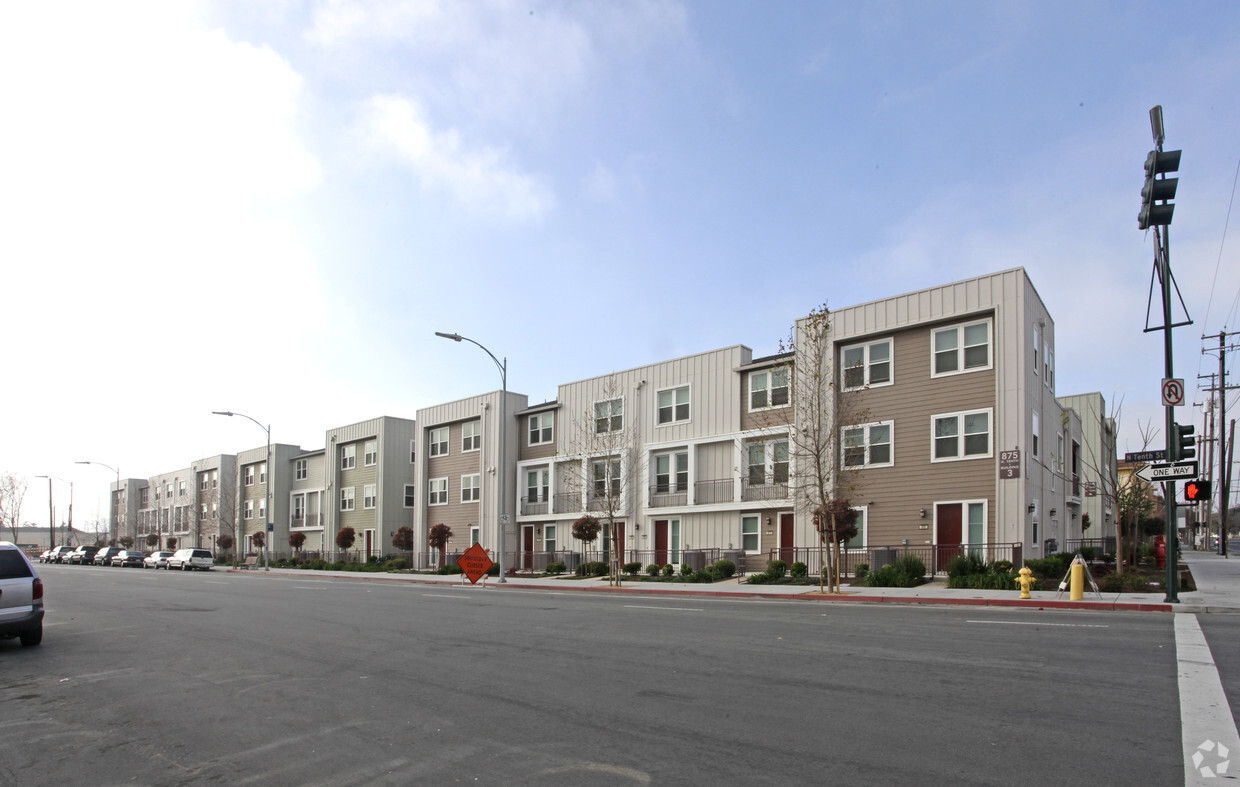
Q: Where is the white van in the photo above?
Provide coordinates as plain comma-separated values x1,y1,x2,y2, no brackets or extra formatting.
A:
167,548,214,571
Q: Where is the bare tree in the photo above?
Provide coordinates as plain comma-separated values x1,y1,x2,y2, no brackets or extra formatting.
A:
0,473,28,543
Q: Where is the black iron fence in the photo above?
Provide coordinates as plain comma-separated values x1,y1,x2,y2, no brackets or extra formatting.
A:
759,542,1026,578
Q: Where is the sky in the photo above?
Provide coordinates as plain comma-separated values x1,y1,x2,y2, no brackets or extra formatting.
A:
3,0,1239,531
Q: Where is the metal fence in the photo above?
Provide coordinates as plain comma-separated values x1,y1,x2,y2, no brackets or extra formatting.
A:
760,542,1026,578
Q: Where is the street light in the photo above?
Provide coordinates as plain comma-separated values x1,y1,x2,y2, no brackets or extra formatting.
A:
76,460,120,543
34,475,72,549
436,331,509,583
213,411,271,571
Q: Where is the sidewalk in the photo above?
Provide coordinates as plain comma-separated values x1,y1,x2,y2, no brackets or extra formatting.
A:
227,549,1240,613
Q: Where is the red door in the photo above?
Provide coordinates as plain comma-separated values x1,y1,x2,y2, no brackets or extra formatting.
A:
936,504,963,571
654,520,668,565
779,513,795,564
614,522,625,565
523,526,534,569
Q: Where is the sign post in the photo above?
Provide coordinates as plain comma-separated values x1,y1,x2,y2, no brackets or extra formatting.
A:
458,542,495,585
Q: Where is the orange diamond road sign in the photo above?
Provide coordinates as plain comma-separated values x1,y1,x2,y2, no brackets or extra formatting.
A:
458,542,494,584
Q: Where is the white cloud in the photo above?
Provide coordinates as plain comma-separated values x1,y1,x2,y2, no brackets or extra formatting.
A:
358,94,554,221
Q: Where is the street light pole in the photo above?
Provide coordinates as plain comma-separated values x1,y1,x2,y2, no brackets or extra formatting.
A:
436,331,509,583
76,461,120,544
35,476,73,549
213,411,271,571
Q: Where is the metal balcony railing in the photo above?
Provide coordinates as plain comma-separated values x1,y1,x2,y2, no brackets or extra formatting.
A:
649,485,688,508
694,479,734,504
741,478,789,501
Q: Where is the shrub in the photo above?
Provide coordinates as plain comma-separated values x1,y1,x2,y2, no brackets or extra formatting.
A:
992,559,1014,574
1079,547,1099,561
576,561,609,577
436,564,463,575
853,563,870,580
713,559,736,579
689,570,716,583
746,572,772,585
947,553,987,579
894,554,926,580
623,561,642,576
1100,571,1163,593
661,564,674,577
947,566,1020,590
546,562,566,575
1025,556,1070,580
790,561,808,579
765,559,788,579
487,563,500,576
680,563,694,577
645,563,661,577
866,555,926,588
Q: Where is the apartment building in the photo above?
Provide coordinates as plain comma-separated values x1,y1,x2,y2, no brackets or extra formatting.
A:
109,479,145,544
1056,392,1118,545
288,448,327,552
324,416,419,558
234,444,302,554
414,394,525,565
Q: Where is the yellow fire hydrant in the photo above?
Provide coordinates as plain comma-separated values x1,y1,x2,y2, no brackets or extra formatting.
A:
1015,566,1035,599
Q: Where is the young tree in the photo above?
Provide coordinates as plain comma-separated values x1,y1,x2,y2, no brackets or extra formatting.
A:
250,532,263,552
0,473,28,543
218,533,234,553
1080,401,1156,575
336,526,356,560
571,515,601,570
392,525,414,553
166,537,177,551
289,530,306,558
428,524,452,567
119,536,134,549
145,533,159,549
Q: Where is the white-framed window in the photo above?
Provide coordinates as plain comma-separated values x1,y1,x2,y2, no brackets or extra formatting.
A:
258,463,267,484
340,486,355,511
594,398,623,433
364,440,377,466
292,494,305,523
200,475,209,491
746,440,789,484
341,444,356,470
462,420,481,452
592,459,621,498
841,339,893,391
846,506,867,550
470,526,480,546
544,524,557,553
1046,347,1054,390
653,452,689,492
244,466,255,486
404,484,416,508
932,409,993,461
410,439,416,464
1033,324,1040,375
741,514,760,553
429,427,449,457
165,483,172,498
211,470,218,489
461,474,480,503
750,367,790,410
657,386,690,425
528,413,553,446
363,484,376,509
932,319,992,377
526,469,549,503
179,480,187,496
200,503,208,519
428,478,448,506
211,502,217,517
295,459,307,480
842,421,894,469
244,500,254,520
1032,410,1040,457
257,497,266,521
1057,432,1065,474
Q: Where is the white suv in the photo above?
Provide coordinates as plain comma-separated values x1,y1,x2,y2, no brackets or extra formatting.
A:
0,542,44,647
167,548,214,571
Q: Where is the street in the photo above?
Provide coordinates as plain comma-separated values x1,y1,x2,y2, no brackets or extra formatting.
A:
1,564,1234,785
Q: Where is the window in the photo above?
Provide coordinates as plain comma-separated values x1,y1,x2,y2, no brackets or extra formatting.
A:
594,399,623,433
544,524,557,553
657,386,690,424
428,478,448,506
747,444,766,485
211,502,217,518
179,480,187,496
244,466,255,486
244,500,253,520
1033,324,1040,375
461,474,480,503
1032,410,1040,457
211,470,218,489
257,498,266,520
200,475,209,491
527,469,549,503
747,440,789,484
1046,347,1054,390
410,440,416,464
750,367,790,410
529,413,553,445
470,526,480,546
341,445,356,470
592,459,621,498
404,484,416,508
340,487,355,511
741,515,760,553
842,421,894,468
967,502,985,546
258,463,267,484
654,452,689,492
842,339,893,390
846,507,867,550
165,483,172,498
429,428,449,457
1057,433,1065,474
932,320,991,376
364,440,377,466
932,409,992,461
295,459,307,480
292,494,305,522
363,484,376,509
141,488,149,506
462,421,481,452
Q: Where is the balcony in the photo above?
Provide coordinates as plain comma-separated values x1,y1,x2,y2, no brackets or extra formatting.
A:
291,514,323,529
553,492,579,515
694,479,734,505
742,478,789,502
648,485,688,508
521,495,549,516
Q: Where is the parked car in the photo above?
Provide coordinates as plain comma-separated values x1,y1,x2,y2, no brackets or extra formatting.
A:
111,550,147,568
143,551,176,570
0,541,44,647
167,548,214,571
68,545,102,565
93,547,124,566
45,545,76,563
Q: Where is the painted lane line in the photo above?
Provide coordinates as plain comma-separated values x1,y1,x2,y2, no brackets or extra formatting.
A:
1177,613,1240,784
966,620,1109,628
624,605,703,612
423,594,470,600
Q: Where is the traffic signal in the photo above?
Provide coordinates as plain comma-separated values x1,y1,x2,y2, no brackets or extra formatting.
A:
1184,480,1212,503
1139,149,1180,230
1170,421,1196,461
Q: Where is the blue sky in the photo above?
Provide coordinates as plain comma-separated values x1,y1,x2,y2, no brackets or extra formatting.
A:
3,1,1238,529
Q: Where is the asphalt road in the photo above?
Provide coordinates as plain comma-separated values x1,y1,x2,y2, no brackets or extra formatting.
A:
0,563,1222,785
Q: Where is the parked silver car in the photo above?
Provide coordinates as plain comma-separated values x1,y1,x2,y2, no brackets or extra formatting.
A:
0,541,44,647
167,548,214,571
143,551,176,569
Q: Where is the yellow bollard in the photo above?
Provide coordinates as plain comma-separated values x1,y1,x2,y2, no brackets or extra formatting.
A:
1070,560,1084,601
1015,566,1035,599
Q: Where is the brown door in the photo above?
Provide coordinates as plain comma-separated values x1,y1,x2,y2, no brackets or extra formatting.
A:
614,522,625,565
936,504,963,571
364,529,374,558
655,520,668,565
779,513,795,564
523,526,535,569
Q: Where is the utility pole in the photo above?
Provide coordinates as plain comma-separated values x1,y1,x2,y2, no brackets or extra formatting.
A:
1202,330,1240,554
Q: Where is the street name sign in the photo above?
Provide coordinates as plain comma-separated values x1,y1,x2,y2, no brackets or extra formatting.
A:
457,542,494,584
1135,461,1198,483
1125,450,1165,463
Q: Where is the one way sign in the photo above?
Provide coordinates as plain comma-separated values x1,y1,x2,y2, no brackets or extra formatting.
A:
1135,461,1198,483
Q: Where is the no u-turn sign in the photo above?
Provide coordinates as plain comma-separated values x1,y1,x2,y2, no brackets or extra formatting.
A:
1162,378,1185,407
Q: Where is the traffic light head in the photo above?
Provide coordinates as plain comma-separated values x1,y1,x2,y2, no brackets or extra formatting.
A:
1170,421,1196,461
1139,149,1181,230
1184,480,1212,503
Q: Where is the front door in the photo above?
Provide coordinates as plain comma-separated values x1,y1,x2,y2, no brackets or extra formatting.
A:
935,504,963,571
364,528,375,558
779,513,795,564
523,526,535,569
654,520,668,565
